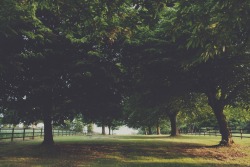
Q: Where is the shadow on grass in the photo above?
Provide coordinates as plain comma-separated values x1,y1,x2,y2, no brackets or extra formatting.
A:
111,135,193,140
90,155,249,167
113,162,247,167
0,136,249,167
111,135,213,142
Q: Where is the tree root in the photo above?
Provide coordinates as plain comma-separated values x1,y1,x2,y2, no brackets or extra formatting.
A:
218,139,235,147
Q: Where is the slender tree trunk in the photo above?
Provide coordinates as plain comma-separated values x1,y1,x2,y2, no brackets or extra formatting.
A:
42,111,54,145
108,125,111,135
148,126,152,135
102,124,106,135
207,92,234,146
156,122,161,135
169,112,179,136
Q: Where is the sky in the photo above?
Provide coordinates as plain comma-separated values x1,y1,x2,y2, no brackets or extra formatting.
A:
93,125,138,135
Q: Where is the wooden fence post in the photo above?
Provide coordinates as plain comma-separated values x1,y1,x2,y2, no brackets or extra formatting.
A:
240,129,243,139
23,128,26,141
11,128,14,142
32,128,35,139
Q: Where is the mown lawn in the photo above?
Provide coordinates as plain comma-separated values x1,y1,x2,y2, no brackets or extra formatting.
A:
0,135,250,167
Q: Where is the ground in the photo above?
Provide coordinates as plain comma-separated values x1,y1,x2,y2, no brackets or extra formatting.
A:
0,135,250,167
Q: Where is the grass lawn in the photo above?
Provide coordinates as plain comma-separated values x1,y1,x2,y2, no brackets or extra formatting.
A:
0,135,250,167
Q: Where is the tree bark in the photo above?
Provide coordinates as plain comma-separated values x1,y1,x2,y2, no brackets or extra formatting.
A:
42,111,54,145
156,122,161,135
102,124,106,135
169,112,179,136
212,104,234,145
108,125,111,135
148,126,152,135
207,92,234,146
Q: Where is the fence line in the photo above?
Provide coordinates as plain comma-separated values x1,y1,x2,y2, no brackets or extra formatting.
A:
179,128,250,139
0,128,77,141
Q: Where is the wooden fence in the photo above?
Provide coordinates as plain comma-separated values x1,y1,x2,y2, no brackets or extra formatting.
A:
0,128,77,141
180,127,250,139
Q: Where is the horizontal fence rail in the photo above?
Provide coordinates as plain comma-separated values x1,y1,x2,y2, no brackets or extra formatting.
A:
0,128,77,141
180,127,250,139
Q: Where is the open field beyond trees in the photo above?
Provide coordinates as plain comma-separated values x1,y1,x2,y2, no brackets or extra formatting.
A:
0,135,250,167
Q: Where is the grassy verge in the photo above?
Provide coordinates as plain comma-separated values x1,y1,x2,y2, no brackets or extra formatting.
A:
0,135,249,167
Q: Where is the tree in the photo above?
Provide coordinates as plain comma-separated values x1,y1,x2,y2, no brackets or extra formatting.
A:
61,114,85,133
123,95,166,135
121,8,190,136
0,0,44,116
61,0,134,136
1,0,81,145
87,123,94,134
172,0,250,145
2,0,130,144
0,1,62,145
178,93,217,132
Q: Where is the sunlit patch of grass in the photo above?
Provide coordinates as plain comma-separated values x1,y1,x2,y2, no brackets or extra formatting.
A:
1,135,250,167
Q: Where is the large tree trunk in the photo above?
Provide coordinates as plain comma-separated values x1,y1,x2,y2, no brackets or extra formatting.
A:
207,92,234,146
102,124,106,135
42,111,54,145
169,112,179,136
213,107,233,145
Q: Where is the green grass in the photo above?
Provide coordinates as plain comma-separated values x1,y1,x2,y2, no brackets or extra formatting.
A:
0,135,250,167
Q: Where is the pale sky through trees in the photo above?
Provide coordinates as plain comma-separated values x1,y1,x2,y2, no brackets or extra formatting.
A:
93,125,138,135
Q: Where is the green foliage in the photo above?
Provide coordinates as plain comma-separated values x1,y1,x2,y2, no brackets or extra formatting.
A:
0,0,249,145
58,114,85,132
225,105,250,128
173,0,250,63
178,94,217,130
87,123,94,133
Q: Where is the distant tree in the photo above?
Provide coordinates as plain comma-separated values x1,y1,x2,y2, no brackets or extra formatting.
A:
87,123,94,134
178,94,217,132
123,93,173,135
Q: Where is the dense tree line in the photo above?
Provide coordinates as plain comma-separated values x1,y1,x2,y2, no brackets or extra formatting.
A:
0,0,249,146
